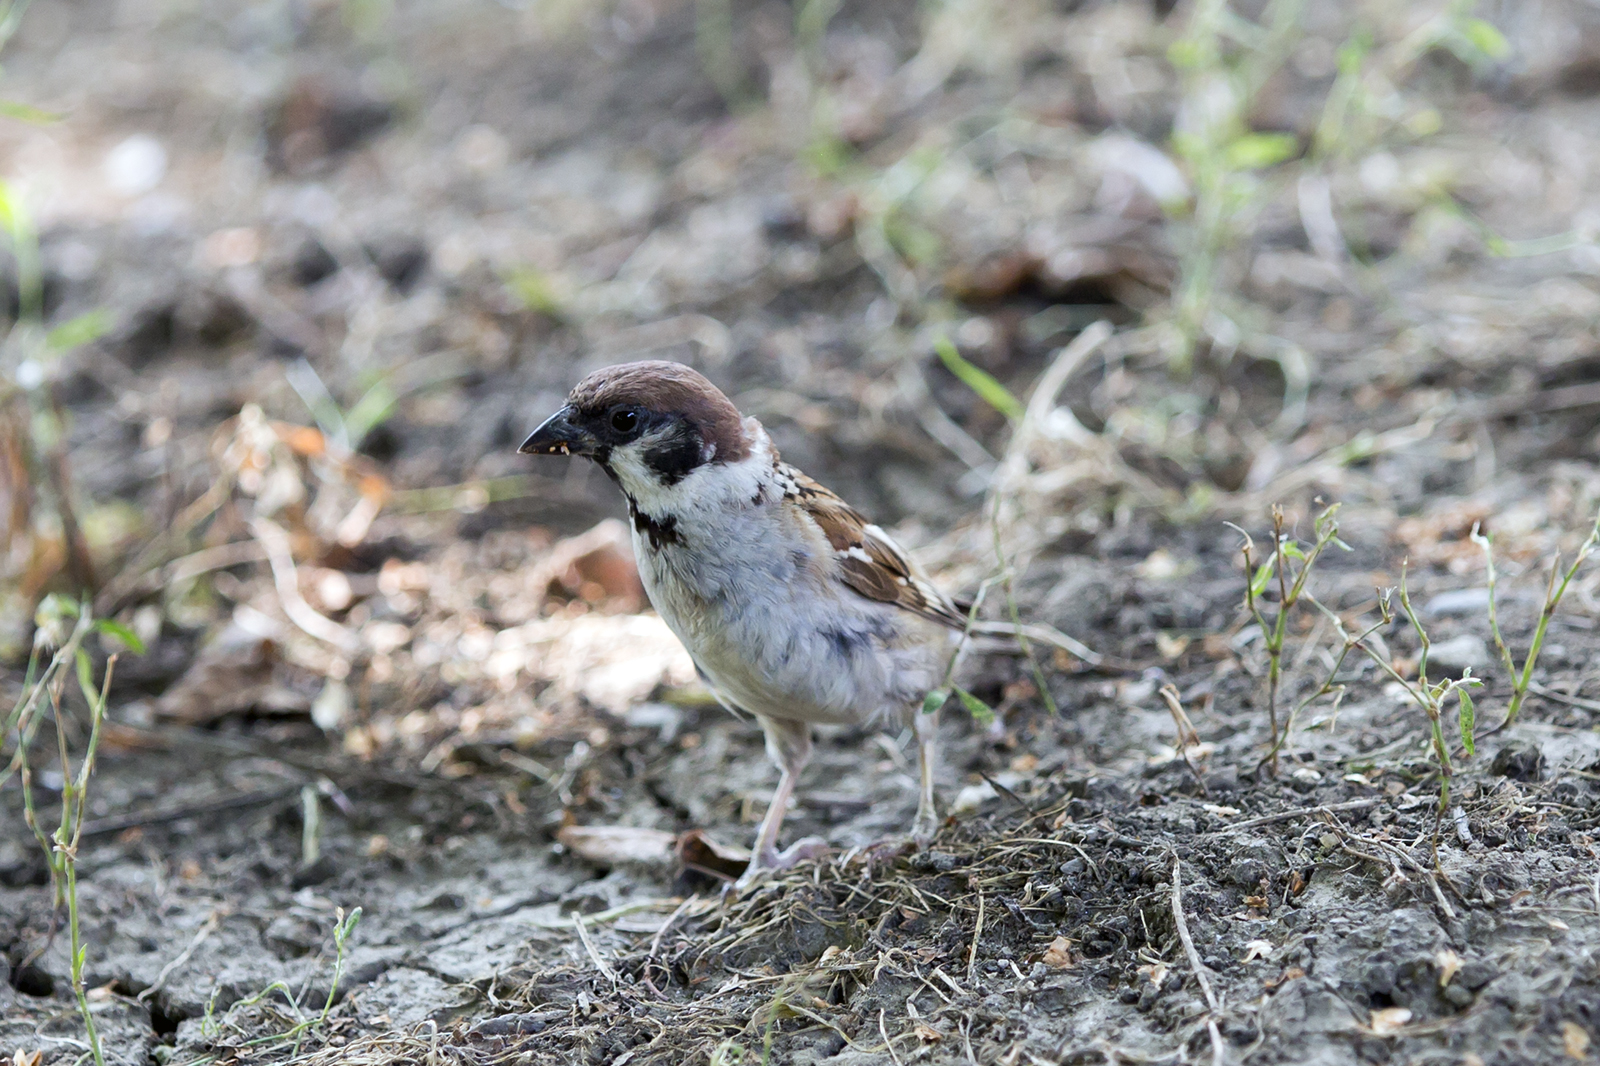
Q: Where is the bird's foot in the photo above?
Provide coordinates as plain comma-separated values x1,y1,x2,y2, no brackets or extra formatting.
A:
730,836,831,893
853,818,941,869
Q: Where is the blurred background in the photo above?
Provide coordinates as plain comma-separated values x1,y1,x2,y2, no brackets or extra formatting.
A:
1,0,1599,791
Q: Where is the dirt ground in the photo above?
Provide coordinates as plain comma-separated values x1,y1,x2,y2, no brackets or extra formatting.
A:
5,1,1600,1064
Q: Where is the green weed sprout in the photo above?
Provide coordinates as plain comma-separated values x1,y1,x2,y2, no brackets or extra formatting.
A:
1165,0,1304,374
1304,566,1480,841
1471,512,1600,730
9,597,145,1066
1230,502,1348,772
222,905,364,1055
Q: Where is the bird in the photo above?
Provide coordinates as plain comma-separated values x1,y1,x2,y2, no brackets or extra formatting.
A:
520,360,973,886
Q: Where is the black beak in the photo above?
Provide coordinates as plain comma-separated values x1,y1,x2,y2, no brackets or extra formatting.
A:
518,405,597,457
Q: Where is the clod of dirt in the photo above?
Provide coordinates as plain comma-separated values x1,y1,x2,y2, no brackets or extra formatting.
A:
1428,633,1491,673
267,75,395,175
1491,741,1546,781
290,237,340,287
365,234,430,293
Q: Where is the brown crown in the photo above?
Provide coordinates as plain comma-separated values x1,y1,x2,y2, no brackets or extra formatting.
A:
568,360,750,462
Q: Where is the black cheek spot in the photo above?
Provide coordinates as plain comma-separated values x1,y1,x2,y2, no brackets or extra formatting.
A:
642,421,705,486
791,549,809,571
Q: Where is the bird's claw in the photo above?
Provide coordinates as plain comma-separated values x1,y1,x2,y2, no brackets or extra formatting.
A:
729,836,831,894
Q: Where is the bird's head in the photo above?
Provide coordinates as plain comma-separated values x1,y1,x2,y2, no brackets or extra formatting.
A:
520,360,752,498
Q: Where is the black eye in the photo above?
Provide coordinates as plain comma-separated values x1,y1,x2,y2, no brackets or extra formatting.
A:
610,409,639,434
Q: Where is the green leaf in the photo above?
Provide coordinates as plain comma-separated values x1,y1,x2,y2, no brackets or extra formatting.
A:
933,337,1024,422
1223,132,1299,171
1461,18,1510,60
75,648,96,704
503,267,567,319
921,688,949,715
34,593,79,624
1457,688,1476,757
1335,34,1372,76
1280,540,1306,561
46,309,111,351
954,686,996,727
1249,560,1275,598
344,378,397,447
0,99,62,124
94,618,147,655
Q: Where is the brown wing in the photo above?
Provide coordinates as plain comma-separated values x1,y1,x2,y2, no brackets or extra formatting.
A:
779,463,967,629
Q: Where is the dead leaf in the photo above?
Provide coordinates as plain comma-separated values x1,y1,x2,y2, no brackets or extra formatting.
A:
1435,949,1463,988
676,829,752,880
1137,962,1169,987
1155,632,1190,660
1242,939,1275,963
1042,936,1074,969
1369,1007,1413,1034
155,615,288,723
557,825,677,866
12,1051,42,1066
1264,966,1304,990
1546,917,1571,931
913,1023,943,1043
533,519,644,611
1565,1021,1591,1060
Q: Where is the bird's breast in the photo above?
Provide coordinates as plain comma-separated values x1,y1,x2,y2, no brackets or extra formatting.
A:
627,510,944,727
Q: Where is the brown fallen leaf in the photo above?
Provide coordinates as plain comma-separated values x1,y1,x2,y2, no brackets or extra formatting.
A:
1137,962,1168,987
155,616,295,723
557,825,677,866
12,1051,43,1066
676,829,752,881
1042,936,1074,969
913,1023,943,1043
533,519,644,612
1264,966,1304,990
1565,1021,1591,1060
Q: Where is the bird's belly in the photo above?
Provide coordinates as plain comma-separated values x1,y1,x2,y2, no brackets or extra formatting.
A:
637,542,944,728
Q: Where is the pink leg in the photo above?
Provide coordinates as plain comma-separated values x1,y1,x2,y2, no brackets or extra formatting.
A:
736,717,815,889
911,703,940,846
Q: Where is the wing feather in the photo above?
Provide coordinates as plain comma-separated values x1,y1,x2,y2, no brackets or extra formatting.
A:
778,463,966,629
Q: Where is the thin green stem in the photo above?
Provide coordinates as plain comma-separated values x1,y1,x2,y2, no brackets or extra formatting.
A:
1502,516,1600,726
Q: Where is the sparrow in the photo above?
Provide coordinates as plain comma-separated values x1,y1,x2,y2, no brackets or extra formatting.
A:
520,360,971,885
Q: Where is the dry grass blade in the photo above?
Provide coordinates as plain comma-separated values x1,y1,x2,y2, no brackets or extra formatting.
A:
1170,856,1218,1013
248,515,358,653
573,913,618,983
1159,683,1209,796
